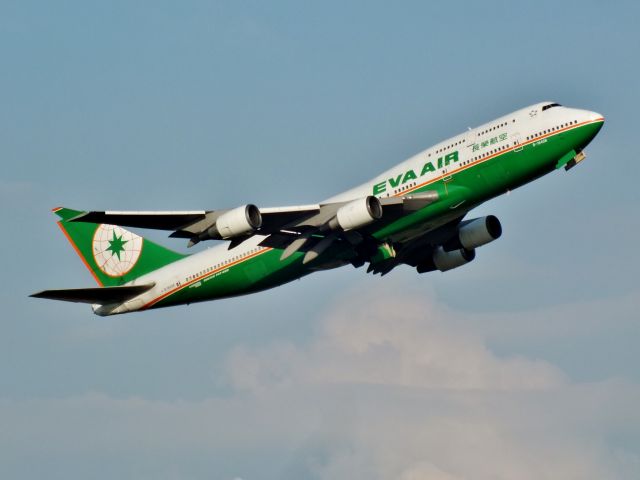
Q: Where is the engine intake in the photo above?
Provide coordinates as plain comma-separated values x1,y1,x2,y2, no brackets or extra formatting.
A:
329,196,383,231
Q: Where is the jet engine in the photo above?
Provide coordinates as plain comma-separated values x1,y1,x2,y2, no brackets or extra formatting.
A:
417,246,475,273
329,196,383,231
204,204,262,240
444,215,502,251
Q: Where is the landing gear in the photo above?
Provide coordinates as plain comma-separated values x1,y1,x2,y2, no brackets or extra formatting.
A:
565,150,586,171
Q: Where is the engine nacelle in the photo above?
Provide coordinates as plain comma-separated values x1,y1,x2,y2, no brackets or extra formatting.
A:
207,204,262,239
445,215,502,251
433,246,475,272
417,246,475,273
330,196,383,231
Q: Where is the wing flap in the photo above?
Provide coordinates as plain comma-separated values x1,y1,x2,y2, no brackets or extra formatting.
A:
30,283,155,304
260,205,321,232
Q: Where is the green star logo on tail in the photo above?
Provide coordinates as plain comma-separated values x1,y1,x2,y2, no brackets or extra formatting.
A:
106,231,128,260
91,224,143,277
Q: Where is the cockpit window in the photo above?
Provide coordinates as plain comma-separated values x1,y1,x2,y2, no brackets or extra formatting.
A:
542,103,562,111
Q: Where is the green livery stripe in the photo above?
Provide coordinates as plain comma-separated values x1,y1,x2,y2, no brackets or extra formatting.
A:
143,247,274,309
371,118,604,240
393,117,604,198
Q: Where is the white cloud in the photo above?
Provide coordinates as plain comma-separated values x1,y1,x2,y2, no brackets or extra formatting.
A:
2,286,639,480
226,288,565,392
220,286,640,479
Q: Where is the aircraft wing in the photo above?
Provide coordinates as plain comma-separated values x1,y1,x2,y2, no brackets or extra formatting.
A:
30,283,155,304
71,192,439,249
71,205,323,236
71,210,210,230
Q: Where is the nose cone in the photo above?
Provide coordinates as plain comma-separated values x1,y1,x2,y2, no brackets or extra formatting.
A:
573,109,604,151
588,110,605,124
587,111,605,138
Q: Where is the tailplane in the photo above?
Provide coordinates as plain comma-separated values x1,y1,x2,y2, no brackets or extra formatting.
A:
53,207,187,287
30,284,155,304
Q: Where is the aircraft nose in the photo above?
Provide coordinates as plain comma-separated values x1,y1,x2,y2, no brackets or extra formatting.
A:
573,109,605,151
587,110,605,123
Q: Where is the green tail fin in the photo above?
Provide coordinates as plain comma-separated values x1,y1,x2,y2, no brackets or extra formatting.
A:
53,207,187,287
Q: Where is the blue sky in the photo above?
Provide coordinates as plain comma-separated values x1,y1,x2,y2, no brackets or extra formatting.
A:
1,1,639,479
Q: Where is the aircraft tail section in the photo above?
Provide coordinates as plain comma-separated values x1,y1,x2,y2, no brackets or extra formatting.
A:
53,207,187,287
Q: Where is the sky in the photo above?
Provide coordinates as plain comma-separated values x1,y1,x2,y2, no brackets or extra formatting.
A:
1,0,639,478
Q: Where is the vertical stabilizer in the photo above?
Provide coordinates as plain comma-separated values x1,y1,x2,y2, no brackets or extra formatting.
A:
53,207,187,287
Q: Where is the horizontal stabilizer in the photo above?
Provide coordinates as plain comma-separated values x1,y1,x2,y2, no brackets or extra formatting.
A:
30,283,155,304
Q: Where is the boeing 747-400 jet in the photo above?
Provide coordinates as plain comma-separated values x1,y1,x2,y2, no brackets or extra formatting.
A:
32,102,604,315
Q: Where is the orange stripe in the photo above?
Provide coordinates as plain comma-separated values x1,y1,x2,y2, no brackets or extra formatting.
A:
57,221,103,287
393,118,604,197
142,247,273,309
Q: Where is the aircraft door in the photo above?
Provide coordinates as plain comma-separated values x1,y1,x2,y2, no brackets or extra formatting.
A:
466,128,477,156
512,132,523,153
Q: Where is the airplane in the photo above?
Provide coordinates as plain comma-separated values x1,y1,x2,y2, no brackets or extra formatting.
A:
31,102,604,316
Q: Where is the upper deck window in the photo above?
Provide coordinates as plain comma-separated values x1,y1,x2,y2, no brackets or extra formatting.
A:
542,103,562,111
